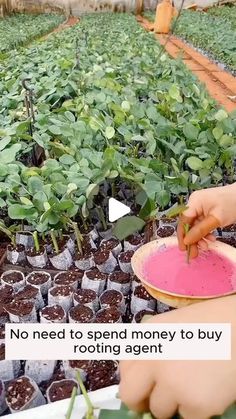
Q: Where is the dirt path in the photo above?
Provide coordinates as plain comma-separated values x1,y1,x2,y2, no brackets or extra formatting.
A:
40,16,79,41
137,16,236,112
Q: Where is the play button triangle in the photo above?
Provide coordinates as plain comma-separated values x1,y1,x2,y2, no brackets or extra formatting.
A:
108,198,131,222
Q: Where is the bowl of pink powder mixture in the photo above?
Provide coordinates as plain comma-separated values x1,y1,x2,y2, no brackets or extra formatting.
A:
131,237,236,308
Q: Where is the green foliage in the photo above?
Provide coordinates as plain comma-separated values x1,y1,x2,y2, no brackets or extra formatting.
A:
174,9,236,71
0,13,64,53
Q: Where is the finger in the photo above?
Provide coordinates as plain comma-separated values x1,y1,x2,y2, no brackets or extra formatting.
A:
149,384,178,419
189,243,198,259
184,215,220,246
119,361,155,413
205,234,216,242
177,215,195,251
198,239,209,251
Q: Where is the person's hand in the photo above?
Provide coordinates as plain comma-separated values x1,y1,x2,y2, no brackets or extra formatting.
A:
177,183,236,259
119,296,236,419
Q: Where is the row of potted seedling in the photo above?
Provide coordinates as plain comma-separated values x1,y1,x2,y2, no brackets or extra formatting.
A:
0,358,120,414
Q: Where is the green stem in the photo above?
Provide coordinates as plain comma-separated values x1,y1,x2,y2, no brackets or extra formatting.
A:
111,182,116,198
183,223,191,264
72,221,83,255
50,230,59,254
66,386,77,419
11,235,16,247
33,231,40,253
76,371,94,417
97,206,107,231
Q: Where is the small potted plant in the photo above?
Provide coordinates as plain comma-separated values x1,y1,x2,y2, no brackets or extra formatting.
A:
26,231,48,268
99,289,126,314
0,222,26,265
118,250,134,274
107,271,131,295
6,300,37,323
49,229,73,270
93,249,117,274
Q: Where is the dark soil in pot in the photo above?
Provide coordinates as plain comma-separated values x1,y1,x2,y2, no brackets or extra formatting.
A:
100,238,122,256
26,271,51,296
1,271,25,291
26,247,48,268
54,270,83,289
6,300,37,323
48,285,74,313
40,305,66,323
7,244,26,265
0,285,14,303
73,289,98,311
63,360,90,381
131,285,156,314
108,271,131,295
68,305,94,323
94,306,121,323
160,215,178,226
134,309,156,323
6,376,45,412
124,234,143,251
99,290,125,314
82,268,108,296
0,343,5,360
134,285,154,300
86,360,119,391
47,379,78,403
94,249,117,273
14,284,44,310
118,251,134,274
74,251,95,271
157,226,175,238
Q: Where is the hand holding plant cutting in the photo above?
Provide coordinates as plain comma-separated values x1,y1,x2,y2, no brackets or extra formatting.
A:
177,183,236,259
119,295,236,419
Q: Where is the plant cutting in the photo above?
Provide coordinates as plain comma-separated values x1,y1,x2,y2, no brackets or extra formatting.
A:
26,231,48,268
0,222,26,265
49,229,73,270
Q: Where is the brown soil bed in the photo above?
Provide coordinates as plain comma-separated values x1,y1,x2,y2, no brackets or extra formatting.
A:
0,324,5,340
101,238,120,251
69,360,90,369
26,247,45,257
6,377,35,411
86,360,119,392
15,285,38,301
6,300,34,316
94,250,110,265
7,244,25,252
126,235,143,245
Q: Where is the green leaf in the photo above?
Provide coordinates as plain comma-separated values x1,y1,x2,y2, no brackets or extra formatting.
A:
55,200,74,211
8,205,38,220
48,125,61,135
156,189,170,208
0,144,21,164
65,111,75,122
219,135,234,147
20,197,33,206
212,127,223,140
215,109,228,122
186,156,203,170
113,216,145,241
121,101,130,111
0,137,11,151
59,155,76,165
28,176,44,195
105,126,115,139
86,184,99,199
166,204,188,218
183,123,199,141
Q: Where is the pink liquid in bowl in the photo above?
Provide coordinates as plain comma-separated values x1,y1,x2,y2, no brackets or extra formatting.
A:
143,246,236,297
